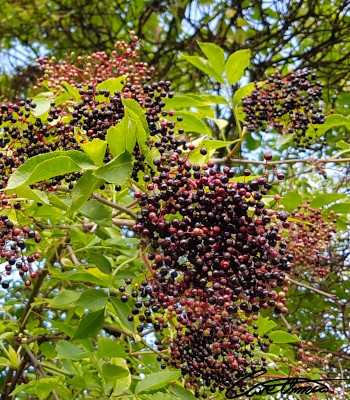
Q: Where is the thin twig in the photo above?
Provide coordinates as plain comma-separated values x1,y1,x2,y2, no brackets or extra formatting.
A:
92,194,137,219
112,218,135,227
213,156,350,165
288,277,339,300
25,349,60,400
279,314,292,332
66,245,80,265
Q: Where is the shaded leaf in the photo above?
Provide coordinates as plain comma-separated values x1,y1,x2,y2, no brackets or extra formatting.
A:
56,342,91,360
74,309,105,339
76,289,108,311
93,151,133,185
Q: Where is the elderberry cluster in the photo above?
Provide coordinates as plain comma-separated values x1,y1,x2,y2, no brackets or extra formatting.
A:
0,215,41,289
287,203,337,278
242,70,325,147
127,142,295,396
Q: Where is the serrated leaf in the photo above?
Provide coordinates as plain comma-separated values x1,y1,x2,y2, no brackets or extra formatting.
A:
110,358,131,395
73,309,105,339
197,41,225,75
225,49,251,85
98,338,126,358
86,252,112,274
280,190,303,212
106,112,137,158
308,114,350,136
182,54,224,83
122,98,150,137
145,147,161,169
169,382,197,400
135,370,182,394
233,82,255,105
61,81,81,101
93,151,132,185
81,139,107,166
76,289,108,311
7,151,96,189
96,76,126,94
51,268,111,287
51,289,81,308
80,199,112,225
310,193,347,208
30,94,52,117
110,297,135,332
69,171,103,213
269,330,300,343
257,314,277,336
328,203,350,214
10,186,50,205
167,110,212,136
56,342,91,360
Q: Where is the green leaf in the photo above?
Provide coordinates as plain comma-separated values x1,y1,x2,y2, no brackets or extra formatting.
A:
102,361,129,383
309,114,350,136
182,54,224,83
135,370,182,394
169,382,197,400
80,199,112,225
328,202,350,214
257,314,277,336
96,76,126,94
0,357,11,367
106,112,137,158
93,151,133,185
76,289,108,311
30,93,52,117
310,193,347,208
233,82,255,105
10,186,50,205
110,297,135,332
197,41,225,76
7,150,96,189
225,49,251,85
74,309,105,339
61,81,81,101
122,98,150,138
86,252,112,274
280,190,303,212
98,338,126,359
167,111,212,136
56,342,91,360
51,289,81,308
81,139,107,166
39,342,56,359
51,268,111,287
70,171,104,213
110,358,131,395
269,330,300,343
145,147,161,169
164,95,211,109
